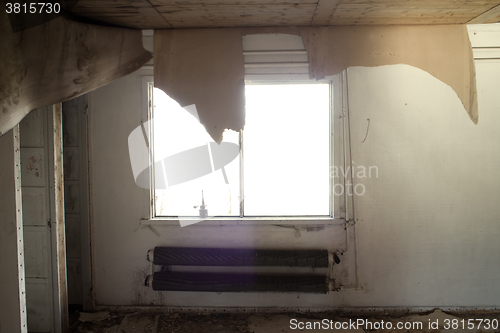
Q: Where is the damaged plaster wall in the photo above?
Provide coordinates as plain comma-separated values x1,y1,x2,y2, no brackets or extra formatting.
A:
0,10,152,137
299,25,478,124
153,25,477,145
154,29,245,144
86,26,500,309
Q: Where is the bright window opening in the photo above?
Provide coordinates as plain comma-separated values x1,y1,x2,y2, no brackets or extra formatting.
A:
152,83,331,218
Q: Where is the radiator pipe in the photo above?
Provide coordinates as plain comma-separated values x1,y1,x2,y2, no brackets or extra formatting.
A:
150,271,329,293
152,247,329,268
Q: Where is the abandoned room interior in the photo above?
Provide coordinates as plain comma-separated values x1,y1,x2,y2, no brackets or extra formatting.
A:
1,1,500,332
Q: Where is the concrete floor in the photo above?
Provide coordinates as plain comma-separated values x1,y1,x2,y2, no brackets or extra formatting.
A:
70,309,500,333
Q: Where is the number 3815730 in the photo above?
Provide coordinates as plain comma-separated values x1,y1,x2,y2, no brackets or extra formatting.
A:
5,2,61,14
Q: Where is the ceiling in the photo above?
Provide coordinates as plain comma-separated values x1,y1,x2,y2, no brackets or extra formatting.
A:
67,0,500,30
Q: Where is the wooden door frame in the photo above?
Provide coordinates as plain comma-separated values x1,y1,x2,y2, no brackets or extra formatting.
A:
47,104,69,333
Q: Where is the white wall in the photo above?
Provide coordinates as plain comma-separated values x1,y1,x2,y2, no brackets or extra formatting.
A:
88,26,500,309
346,60,500,307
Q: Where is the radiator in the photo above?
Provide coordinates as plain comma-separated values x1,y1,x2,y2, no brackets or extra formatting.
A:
145,247,340,293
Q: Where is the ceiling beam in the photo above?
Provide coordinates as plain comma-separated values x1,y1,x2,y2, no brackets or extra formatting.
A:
129,0,173,29
310,0,341,26
468,4,500,24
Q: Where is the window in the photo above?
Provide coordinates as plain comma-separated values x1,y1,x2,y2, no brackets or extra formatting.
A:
150,82,332,219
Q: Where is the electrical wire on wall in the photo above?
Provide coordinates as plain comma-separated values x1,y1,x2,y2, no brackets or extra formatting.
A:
341,69,362,291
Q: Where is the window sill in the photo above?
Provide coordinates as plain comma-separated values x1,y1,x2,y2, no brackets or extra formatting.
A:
140,216,345,227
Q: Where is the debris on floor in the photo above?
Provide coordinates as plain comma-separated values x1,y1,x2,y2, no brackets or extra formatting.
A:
118,313,160,333
69,309,500,333
71,312,124,333
78,311,111,323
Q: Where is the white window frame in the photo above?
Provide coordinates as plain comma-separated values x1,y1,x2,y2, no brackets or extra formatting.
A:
140,74,347,226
